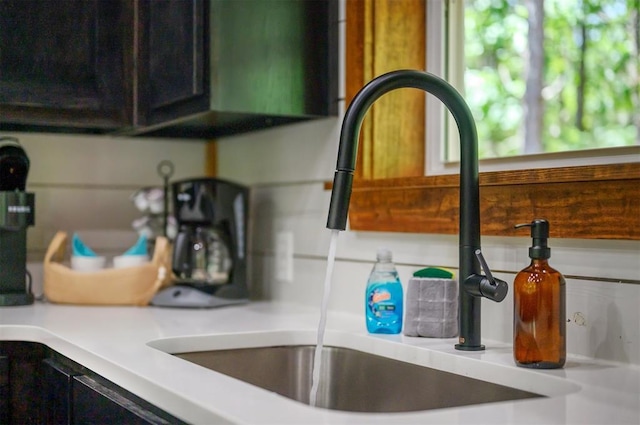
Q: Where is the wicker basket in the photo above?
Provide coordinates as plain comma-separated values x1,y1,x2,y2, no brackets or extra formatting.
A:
43,231,172,306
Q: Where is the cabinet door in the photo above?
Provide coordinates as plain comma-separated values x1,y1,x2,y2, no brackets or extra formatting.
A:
210,0,339,117
0,342,48,424
72,375,173,425
42,358,79,425
0,0,133,132
0,356,8,424
136,0,208,126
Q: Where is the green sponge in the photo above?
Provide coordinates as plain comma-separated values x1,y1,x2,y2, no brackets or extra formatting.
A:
413,266,454,279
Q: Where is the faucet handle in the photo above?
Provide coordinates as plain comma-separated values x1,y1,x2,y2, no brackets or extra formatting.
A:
469,249,509,302
474,249,495,284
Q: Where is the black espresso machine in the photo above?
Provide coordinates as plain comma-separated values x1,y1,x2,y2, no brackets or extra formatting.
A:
0,137,35,306
151,178,249,308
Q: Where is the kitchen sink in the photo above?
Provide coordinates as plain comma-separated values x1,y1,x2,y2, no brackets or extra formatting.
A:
174,344,543,413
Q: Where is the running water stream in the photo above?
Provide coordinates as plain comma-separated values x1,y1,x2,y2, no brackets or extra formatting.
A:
309,229,340,407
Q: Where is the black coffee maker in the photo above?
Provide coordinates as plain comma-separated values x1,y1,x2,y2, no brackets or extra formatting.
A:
0,137,35,306
151,178,249,308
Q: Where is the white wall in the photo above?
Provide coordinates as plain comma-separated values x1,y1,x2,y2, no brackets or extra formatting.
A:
215,7,640,366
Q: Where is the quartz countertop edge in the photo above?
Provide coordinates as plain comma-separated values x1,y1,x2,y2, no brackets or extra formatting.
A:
0,301,638,424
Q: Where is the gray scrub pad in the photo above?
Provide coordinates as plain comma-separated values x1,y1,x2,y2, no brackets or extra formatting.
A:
403,277,458,338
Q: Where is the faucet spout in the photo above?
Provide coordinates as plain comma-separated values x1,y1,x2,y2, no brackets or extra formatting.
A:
326,69,504,351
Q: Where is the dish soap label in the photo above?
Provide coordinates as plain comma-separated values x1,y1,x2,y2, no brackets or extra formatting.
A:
370,287,397,315
365,248,403,334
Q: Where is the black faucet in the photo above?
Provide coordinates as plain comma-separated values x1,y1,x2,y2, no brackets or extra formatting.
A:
326,70,508,350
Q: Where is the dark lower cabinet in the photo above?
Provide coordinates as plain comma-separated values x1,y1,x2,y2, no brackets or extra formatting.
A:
0,342,48,424
42,358,79,425
72,375,174,425
1,342,187,425
1,355,9,424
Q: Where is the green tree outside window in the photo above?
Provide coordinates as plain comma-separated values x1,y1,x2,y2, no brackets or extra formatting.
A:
461,0,639,160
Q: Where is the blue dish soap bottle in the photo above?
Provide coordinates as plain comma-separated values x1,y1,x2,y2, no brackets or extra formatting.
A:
365,248,403,334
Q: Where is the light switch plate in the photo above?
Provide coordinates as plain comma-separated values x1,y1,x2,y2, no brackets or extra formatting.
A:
275,231,294,283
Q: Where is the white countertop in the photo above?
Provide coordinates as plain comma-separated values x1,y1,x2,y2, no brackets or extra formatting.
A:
0,301,638,424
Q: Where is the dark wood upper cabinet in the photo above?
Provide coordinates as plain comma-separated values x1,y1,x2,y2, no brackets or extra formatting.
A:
135,0,209,128
0,0,134,133
133,0,339,138
0,0,339,138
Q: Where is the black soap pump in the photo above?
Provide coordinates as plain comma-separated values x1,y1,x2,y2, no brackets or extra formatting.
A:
513,219,566,368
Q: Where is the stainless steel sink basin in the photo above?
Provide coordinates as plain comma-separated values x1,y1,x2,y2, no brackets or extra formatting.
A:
175,345,542,412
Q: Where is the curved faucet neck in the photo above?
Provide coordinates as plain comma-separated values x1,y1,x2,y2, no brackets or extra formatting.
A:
327,69,485,350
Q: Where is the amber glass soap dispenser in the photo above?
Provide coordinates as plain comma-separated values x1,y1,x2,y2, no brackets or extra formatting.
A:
513,219,566,368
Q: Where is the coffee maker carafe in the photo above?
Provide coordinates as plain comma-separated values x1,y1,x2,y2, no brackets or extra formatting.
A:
179,226,232,284
0,137,35,306
151,178,249,308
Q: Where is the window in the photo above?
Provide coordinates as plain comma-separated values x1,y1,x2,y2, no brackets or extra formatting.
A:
464,0,637,158
341,0,640,240
428,0,639,175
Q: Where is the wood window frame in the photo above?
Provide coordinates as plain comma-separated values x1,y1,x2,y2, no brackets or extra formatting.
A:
340,0,640,240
